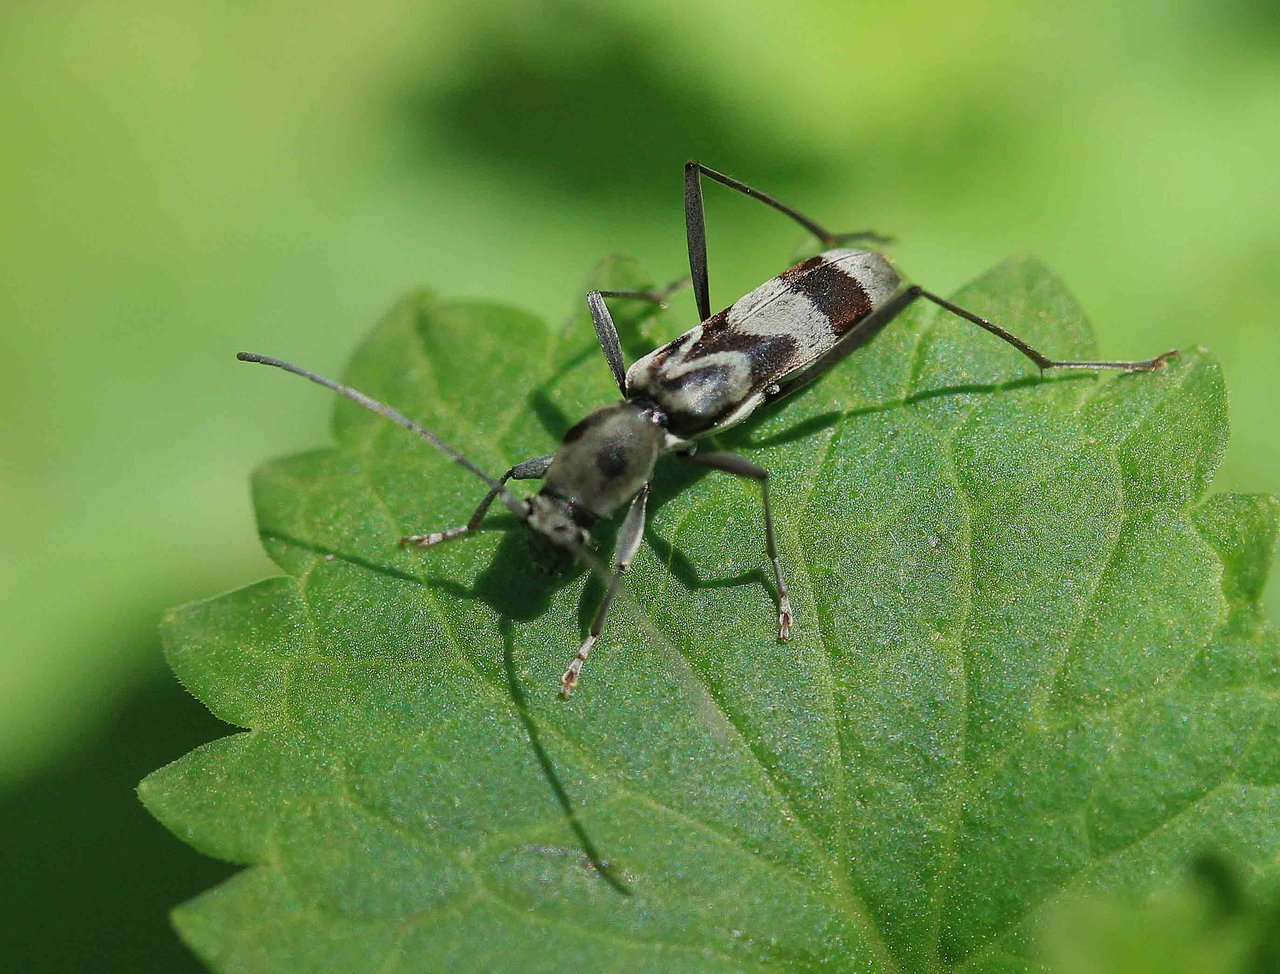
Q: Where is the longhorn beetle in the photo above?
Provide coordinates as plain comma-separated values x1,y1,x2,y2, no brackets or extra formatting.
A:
239,162,1177,697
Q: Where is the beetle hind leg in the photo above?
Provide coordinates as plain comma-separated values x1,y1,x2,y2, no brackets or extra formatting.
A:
560,486,651,697
914,287,1179,373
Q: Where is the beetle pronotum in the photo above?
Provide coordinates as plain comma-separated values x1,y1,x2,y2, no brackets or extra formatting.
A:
240,162,1176,696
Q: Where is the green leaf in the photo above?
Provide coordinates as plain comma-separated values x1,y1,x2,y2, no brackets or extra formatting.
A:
141,257,1280,973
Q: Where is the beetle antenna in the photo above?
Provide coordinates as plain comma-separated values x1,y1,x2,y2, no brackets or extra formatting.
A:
236,352,529,517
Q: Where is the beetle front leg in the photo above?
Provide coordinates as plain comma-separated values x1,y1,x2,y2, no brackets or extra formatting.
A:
400,453,552,549
561,484,650,697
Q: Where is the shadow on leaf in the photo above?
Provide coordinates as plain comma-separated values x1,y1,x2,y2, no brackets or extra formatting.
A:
500,618,632,896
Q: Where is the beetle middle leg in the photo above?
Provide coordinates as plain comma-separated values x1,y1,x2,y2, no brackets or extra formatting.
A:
676,450,794,641
586,279,689,395
401,453,553,548
561,484,650,697
683,160,893,321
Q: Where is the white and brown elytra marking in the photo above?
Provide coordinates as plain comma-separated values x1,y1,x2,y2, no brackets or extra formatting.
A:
239,162,1178,697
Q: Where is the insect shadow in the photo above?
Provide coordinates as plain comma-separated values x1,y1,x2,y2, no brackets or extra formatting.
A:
419,529,637,895
499,617,631,895
258,529,429,586
523,367,1097,632
729,370,1095,450
641,460,776,602
259,526,632,893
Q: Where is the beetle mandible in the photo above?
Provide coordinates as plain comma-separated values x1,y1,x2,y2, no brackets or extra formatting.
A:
239,162,1177,696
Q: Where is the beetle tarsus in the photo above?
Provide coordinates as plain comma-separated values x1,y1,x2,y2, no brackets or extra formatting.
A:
401,527,466,548
778,603,794,642
1138,349,1180,371
561,635,597,698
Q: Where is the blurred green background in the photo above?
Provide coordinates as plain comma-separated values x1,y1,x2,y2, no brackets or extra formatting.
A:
1,0,1277,968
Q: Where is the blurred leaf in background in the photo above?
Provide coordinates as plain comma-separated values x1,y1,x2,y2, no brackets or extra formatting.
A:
1,0,1277,969
1040,856,1280,974
0,648,232,972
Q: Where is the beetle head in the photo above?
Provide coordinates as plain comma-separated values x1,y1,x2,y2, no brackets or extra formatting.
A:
524,491,592,574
